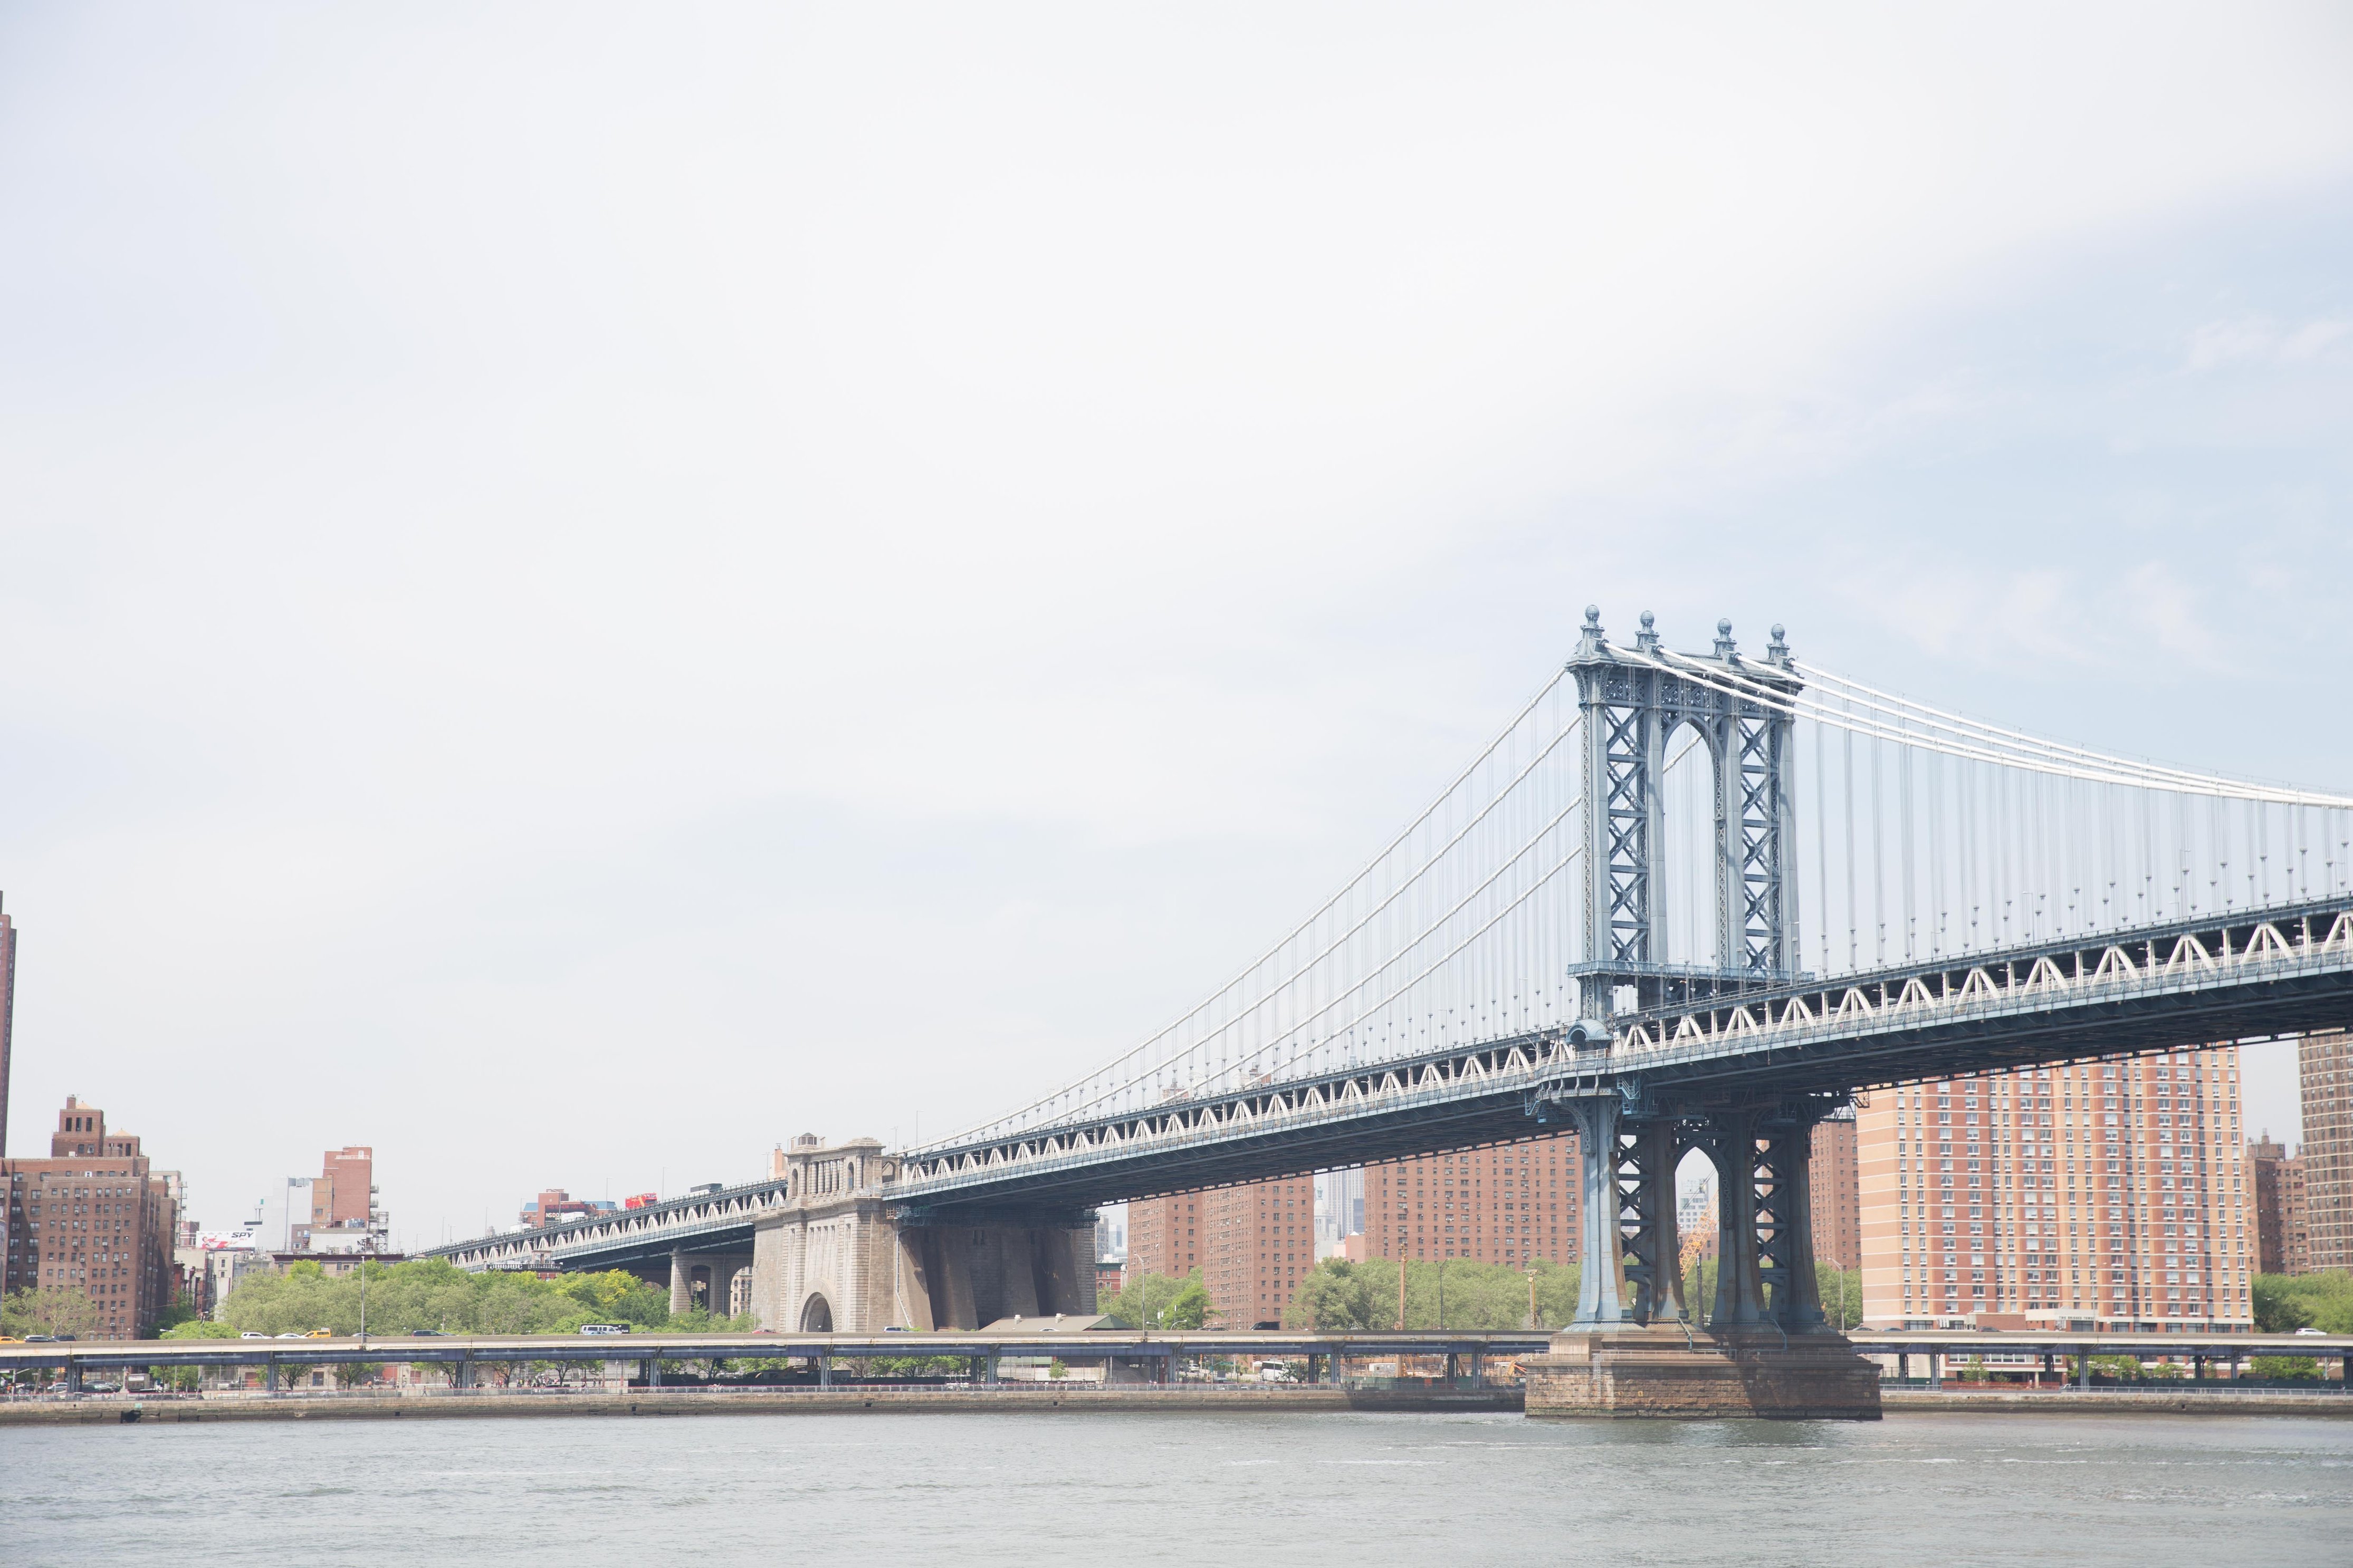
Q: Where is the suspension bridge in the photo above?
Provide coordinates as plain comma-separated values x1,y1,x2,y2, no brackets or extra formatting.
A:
428,610,2353,1409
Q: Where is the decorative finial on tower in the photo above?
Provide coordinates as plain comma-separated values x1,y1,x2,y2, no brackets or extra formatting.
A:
1635,610,1661,652
1766,622,1791,668
1576,604,1606,657
1714,618,1738,659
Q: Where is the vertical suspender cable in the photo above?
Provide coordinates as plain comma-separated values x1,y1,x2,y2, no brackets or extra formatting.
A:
1901,739,1916,960
1843,721,1858,971
1871,733,1887,965
1815,719,1830,976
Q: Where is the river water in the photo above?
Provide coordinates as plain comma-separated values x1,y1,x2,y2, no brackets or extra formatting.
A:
7,1411,2349,1564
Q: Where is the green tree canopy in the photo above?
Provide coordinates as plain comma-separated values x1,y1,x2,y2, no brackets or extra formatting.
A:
2255,1272,2353,1334
1284,1258,1581,1331
205,1258,706,1336
1104,1270,1214,1330
2,1286,101,1339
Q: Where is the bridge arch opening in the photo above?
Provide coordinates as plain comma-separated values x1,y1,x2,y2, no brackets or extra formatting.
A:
1658,719,1723,970
799,1293,833,1333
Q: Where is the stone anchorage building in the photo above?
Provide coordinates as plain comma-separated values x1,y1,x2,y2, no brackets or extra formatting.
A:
2,1096,183,1339
740,1135,1095,1333
1859,1045,2253,1331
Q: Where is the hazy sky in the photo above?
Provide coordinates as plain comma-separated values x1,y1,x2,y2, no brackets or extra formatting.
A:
3,5,2349,1245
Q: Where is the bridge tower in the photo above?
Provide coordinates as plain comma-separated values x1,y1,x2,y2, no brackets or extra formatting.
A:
1566,606,1802,1029
1532,611,1876,1417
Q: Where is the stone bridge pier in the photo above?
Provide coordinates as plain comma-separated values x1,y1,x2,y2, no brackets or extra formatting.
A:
666,1249,755,1319
1524,1089,1880,1419
745,1136,1096,1333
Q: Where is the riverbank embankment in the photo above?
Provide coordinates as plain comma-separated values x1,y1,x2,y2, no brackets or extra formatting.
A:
0,1383,1522,1425
7,1383,2352,1425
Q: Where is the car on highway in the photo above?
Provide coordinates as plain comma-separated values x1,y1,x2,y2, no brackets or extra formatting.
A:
240,1331,270,1340
275,1333,305,1340
577,1323,630,1335
304,1329,335,1339
2295,1326,2326,1336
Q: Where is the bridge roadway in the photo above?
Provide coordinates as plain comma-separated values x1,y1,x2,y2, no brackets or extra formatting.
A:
415,896,2353,1287
893,898,2353,1212
5,1330,2346,1382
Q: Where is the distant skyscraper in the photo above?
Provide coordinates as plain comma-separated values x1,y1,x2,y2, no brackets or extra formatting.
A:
2300,1030,2352,1273
0,894,16,1160
1315,1168,1366,1255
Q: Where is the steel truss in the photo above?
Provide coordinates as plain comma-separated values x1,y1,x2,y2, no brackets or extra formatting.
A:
1570,608,1802,1022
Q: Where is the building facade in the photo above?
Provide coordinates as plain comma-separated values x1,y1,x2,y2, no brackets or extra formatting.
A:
2300,1030,2352,1274
1859,1045,2252,1330
2,1096,182,1339
0,896,15,1160
311,1146,379,1242
1200,1173,1315,1328
1809,1111,1860,1274
1361,1131,1582,1268
1125,1191,1202,1281
2250,1132,2309,1275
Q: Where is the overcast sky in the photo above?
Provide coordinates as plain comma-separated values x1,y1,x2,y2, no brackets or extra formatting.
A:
2,5,2349,1246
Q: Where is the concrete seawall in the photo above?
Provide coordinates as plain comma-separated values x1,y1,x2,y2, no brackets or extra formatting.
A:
6,1384,2347,1427
0,1384,1524,1426
1881,1388,2353,1416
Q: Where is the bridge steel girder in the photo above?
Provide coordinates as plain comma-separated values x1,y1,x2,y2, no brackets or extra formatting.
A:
895,899,2353,1223
418,902,2353,1280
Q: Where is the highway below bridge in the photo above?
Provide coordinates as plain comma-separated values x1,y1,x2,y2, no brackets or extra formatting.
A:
5,1330,2346,1389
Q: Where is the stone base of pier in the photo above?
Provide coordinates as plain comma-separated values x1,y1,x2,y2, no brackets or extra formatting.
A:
1523,1324,1882,1420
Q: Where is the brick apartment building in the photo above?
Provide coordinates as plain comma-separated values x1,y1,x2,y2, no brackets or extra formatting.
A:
1859,1045,2252,1330
2300,1030,2352,1274
1125,1190,1201,1283
1128,1173,1316,1327
305,1146,380,1248
0,895,15,1160
2,1095,183,1339
2251,1132,2309,1275
1809,1110,1861,1274
1361,1131,1582,1267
